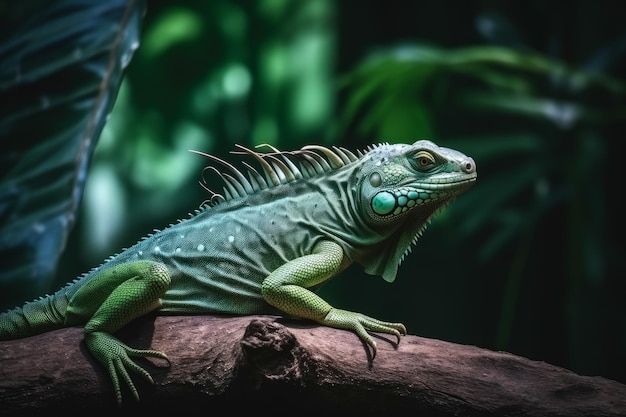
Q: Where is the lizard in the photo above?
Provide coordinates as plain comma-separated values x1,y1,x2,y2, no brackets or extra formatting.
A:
0,140,477,405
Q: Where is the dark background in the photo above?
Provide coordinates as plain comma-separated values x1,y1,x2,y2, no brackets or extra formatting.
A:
2,0,625,385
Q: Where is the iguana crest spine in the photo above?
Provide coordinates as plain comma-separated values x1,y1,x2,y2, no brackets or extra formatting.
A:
192,143,380,206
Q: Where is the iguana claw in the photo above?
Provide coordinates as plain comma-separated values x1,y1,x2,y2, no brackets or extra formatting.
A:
85,331,170,405
322,308,407,359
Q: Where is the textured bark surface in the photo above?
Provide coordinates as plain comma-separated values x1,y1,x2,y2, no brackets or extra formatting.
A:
1,314,625,416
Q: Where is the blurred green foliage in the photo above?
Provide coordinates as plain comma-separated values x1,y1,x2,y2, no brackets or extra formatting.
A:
3,0,625,385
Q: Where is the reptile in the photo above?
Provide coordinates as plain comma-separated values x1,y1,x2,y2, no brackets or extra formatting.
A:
0,140,476,404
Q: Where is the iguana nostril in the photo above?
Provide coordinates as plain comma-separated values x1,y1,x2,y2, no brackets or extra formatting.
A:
463,158,476,174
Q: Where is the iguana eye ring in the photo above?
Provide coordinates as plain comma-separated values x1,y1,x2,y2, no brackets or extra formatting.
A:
413,151,436,170
418,157,431,167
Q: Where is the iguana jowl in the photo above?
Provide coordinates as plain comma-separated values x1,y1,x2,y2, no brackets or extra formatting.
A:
0,140,477,404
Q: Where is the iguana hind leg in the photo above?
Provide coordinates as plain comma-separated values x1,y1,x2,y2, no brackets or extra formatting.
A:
66,260,171,405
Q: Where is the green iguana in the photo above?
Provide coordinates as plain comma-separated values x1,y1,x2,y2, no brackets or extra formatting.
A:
0,140,476,404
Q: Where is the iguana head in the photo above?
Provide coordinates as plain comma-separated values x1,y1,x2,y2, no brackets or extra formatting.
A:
354,140,477,282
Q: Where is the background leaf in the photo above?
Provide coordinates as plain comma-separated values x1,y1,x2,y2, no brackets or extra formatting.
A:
0,0,145,309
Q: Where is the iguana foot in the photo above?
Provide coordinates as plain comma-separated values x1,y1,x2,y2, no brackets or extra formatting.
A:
322,308,407,359
85,331,170,405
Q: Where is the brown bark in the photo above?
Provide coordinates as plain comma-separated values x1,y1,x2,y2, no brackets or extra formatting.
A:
0,315,624,416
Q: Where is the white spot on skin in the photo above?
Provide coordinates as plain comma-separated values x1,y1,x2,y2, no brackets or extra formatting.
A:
228,235,235,243
175,247,181,253
154,246,161,253
197,244,205,251
138,250,143,256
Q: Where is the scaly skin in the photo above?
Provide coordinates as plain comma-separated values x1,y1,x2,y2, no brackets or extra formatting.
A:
0,140,477,405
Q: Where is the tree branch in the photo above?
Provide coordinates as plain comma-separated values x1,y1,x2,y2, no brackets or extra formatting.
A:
1,315,624,416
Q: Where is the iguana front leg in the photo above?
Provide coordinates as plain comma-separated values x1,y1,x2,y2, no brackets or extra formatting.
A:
261,240,407,358
65,260,171,405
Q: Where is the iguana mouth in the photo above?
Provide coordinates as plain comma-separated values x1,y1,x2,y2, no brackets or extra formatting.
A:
407,175,477,197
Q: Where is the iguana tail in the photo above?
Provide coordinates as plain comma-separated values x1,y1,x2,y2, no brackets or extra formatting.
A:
0,292,70,340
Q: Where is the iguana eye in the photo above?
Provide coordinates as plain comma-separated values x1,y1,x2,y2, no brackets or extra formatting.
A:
413,151,436,170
